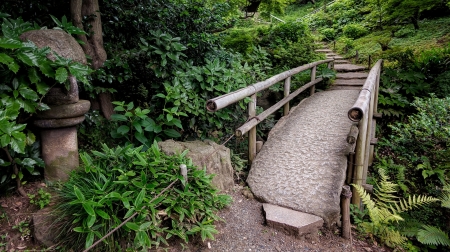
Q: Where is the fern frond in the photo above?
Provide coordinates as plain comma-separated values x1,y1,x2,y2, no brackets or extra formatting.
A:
417,225,450,247
394,195,438,213
441,185,450,209
382,228,407,247
352,184,378,220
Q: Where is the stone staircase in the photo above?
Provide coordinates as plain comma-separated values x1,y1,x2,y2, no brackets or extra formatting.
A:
316,44,369,91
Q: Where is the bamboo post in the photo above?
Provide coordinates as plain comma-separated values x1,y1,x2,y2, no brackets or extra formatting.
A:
341,185,352,239
248,93,257,164
355,50,359,62
310,66,316,96
362,91,375,184
333,40,336,50
351,110,368,206
284,77,291,116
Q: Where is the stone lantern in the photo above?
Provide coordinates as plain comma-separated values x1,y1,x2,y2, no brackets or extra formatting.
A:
20,29,90,182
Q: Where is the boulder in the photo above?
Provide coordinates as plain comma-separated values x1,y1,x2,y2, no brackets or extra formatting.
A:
158,140,234,192
20,29,87,64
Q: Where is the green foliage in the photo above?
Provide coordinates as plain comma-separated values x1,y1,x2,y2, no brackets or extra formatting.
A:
352,169,439,248
394,26,416,38
342,23,368,39
319,28,336,41
388,96,450,184
221,29,257,54
417,225,450,247
51,143,231,251
110,101,184,147
336,36,354,53
28,188,51,209
0,16,89,191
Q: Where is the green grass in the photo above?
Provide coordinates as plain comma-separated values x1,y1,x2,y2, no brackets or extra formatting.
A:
335,16,450,67
283,0,329,22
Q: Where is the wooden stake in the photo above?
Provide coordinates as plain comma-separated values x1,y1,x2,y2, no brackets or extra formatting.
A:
284,76,291,116
341,185,352,239
248,94,257,164
310,66,316,96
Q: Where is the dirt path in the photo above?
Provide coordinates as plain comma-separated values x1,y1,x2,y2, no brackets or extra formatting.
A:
0,183,390,252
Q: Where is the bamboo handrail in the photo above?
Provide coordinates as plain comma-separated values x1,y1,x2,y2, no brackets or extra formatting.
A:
206,59,333,112
236,78,323,137
347,59,383,206
347,59,383,121
206,59,334,164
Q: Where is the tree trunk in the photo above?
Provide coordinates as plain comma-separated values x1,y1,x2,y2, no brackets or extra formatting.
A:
412,9,420,30
71,0,112,119
70,0,107,70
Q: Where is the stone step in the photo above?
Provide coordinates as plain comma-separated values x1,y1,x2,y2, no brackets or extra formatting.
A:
315,49,332,53
329,86,362,91
263,204,323,238
334,64,367,72
333,79,366,86
334,60,350,64
336,72,369,79
327,55,344,60
326,53,338,57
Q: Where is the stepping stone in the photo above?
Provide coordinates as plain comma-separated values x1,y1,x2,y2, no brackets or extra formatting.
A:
326,53,338,57
327,55,344,60
263,204,323,237
334,64,367,72
336,72,369,79
334,60,350,64
315,49,332,53
329,86,362,91
333,79,366,86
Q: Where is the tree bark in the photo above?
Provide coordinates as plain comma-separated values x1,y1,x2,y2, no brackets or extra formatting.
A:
70,0,107,70
412,9,420,30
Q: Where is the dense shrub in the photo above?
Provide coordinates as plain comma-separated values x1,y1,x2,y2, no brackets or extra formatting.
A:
343,23,368,39
221,29,257,54
51,143,231,250
319,28,336,41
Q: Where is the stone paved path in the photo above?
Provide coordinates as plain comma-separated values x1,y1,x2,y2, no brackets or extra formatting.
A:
247,44,368,229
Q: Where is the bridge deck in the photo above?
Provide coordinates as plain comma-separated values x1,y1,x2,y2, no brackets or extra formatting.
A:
247,45,371,227
247,89,359,226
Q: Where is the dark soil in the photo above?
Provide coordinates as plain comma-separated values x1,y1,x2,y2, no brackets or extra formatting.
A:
0,182,391,252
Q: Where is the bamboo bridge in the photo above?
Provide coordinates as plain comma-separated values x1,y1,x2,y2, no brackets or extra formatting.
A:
206,45,381,238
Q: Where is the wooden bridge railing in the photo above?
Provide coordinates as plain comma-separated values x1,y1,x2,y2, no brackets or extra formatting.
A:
206,59,334,163
347,59,383,206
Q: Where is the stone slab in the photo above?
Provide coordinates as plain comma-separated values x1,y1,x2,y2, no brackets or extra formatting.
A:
334,64,367,72
327,55,344,60
336,72,369,79
334,79,366,86
247,90,360,226
335,60,350,64
315,49,332,53
263,204,323,237
36,100,90,119
329,86,362,90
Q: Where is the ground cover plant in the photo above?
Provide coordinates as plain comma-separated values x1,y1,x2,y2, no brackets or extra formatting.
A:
50,142,231,251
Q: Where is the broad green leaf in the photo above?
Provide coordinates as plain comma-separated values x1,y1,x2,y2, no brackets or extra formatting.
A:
16,52,39,66
117,125,130,135
38,61,54,78
55,67,68,83
166,113,173,122
35,82,50,95
0,37,22,49
85,232,94,249
19,88,38,100
74,186,85,201
134,188,145,207
110,114,127,122
95,209,110,220
163,129,181,138
73,226,84,233
86,214,96,228
82,202,96,216
0,134,11,147
10,137,25,153
27,68,40,84
125,222,140,231
135,131,149,146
